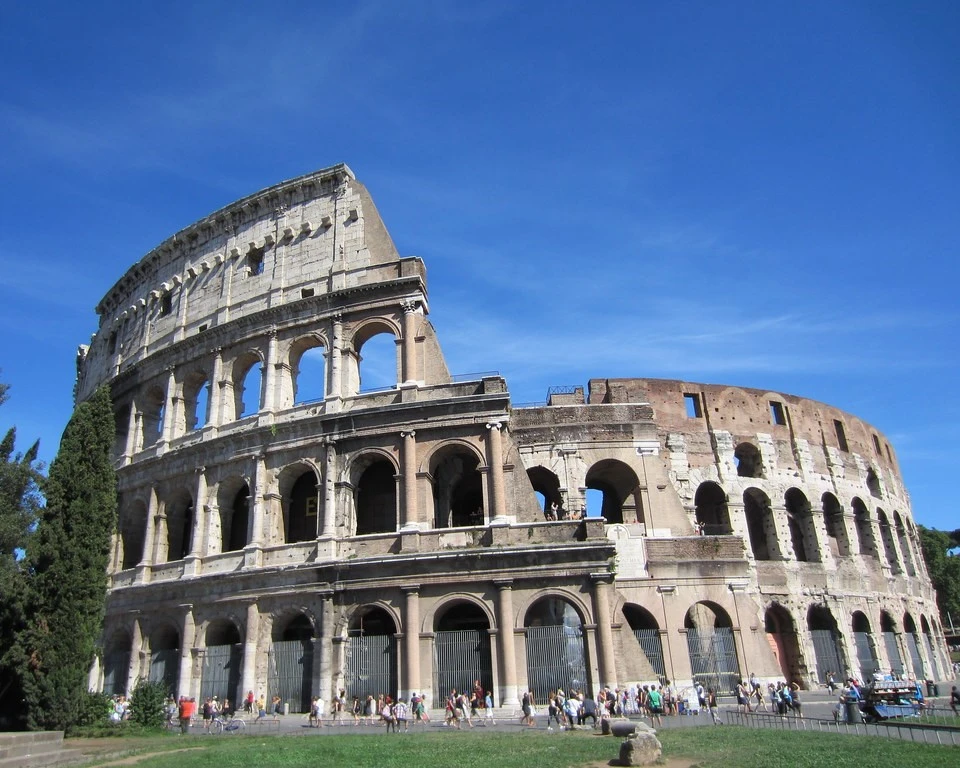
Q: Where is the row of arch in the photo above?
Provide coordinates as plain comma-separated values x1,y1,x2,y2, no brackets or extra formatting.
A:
694,482,923,574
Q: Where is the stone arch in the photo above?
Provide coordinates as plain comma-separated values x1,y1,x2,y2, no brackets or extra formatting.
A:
232,350,264,420
866,468,882,498
350,451,398,535
427,441,485,528
102,628,132,696
785,488,820,563
734,442,763,478
343,605,399,700
893,512,916,576
205,618,242,646
879,610,904,676
584,458,643,525
684,601,740,693
695,481,731,535
163,488,194,562
287,333,327,407
217,478,251,553
821,492,851,557
148,623,180,694
851,497,877,558
269,611,316,714
807,604,845,684
350,319,400,395
139,383,166,448
876,508,900,572
527,466,563,519
113,400,131,458
764,603,803,684
200,618,242,705
280,465,320,544
118,498,147,569
743,487,779,560
181,369,210,432
902,612,926,678
621,604,666,680
432,598,494,705
430,595,497,633
852,610,879,678
523,595,589,701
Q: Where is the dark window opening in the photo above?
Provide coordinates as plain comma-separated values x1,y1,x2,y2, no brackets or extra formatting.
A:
873,434,882,454
885,443,892,462
301,287,315,299
834,420,849,452
734,443,762,478
248,248,265,276
160,293,173,317
770,401,786,426
684,393,703,418
198,324,208,333
108,331,118,354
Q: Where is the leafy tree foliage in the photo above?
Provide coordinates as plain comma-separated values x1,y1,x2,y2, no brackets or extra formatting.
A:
128,680,169,729
12,386,117,731
917,525,960,623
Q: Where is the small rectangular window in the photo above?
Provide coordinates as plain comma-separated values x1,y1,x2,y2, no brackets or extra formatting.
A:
160,293,173,317
198,324,208,333
301,287,315,299
873,434,882,454
248,249,264,276
108,331,118,354
770,401,786,426
885,442,892,462
834,420,849,452
684,393,703,418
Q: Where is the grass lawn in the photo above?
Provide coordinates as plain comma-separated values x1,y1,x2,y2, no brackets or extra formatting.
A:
74,727,957,768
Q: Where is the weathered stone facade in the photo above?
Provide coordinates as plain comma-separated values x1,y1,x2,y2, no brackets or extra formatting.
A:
78,165,949,712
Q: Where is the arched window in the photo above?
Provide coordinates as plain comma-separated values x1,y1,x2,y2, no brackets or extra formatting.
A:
119,500,146,569
743,488,778,560
821,493,851,557
866,468,882,498
852,498,877,559
527,466,564,519
354,458,397,535
785,488,820,563
431,446,483,528
182,372,210,432
285,470,319,543
164,491,194,562
695,482,731,535
221,484,250,553
141,385,165,447
234,354,263,419
734,442,762,478
877,509,900,572
584,459,643,525
355,329,397,394
290,336,326,406
894,512,916,576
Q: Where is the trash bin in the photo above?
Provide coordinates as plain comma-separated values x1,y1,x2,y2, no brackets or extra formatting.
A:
845,700,863,724
926,680,935,697
933,684,940,697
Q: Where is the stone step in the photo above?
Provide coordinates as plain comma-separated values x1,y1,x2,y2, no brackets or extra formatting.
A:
0,732,89,768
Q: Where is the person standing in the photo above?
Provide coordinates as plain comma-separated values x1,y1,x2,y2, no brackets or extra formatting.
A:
647,684,664,727
707,688,722,725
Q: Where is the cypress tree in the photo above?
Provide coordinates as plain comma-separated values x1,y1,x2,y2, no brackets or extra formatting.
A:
15,386,117,731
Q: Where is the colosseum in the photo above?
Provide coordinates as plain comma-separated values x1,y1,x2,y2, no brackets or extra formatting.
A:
77,164,949,712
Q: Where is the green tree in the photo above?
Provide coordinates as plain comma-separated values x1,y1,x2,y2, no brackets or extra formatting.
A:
917,525,960,623
0,381,43,728
13,386,117,731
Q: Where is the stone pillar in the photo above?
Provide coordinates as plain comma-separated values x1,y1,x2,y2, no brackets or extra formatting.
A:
126,617,143,694
178,606,196,700
245,455,267,569
318,594,334,701
403,587,421,699
321,441,337,538
123,402,138,462
134,410,145,454
209,347,224,429
591,574,618,690
495,580,519,706
327,313,343,405
401,431,418,529
486,422,507,523
187,468,207,561
262,329,278,414
241,602,260,704
161,368,177,445
138,489,159,575
401,300,418,384
152,500,169,566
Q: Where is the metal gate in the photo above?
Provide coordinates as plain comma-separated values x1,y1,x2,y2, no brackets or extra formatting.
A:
268,640,313,714
907,633,925,678
686,628,739,693
853,632,878,677
923,634,940,679
525,625,588,702
633,629,666,679
148,649,179,694
810,629,844,683
433,629,492,705
102,651,130,696
344,633,396,700
882,632,904,676
199,644,241,704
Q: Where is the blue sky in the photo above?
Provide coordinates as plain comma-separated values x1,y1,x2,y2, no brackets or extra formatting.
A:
0,2,957,530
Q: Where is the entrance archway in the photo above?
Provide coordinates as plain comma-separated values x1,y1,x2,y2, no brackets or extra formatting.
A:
621,605,666,680
431,446,484,527
807,605,844,685
103,630,132,696
852,611,879,679
524,597,588,701
684,602,740,693
148,625,180,695
344,607,397,700
200,620,242,705
903,613,926,678
584,459,643,525
269,614,315,713
880,612,904,677
433,601,493,705
694,482,731,535
764,604,803,684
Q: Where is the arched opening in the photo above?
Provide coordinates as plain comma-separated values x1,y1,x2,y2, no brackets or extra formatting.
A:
102,630,132,696
743,488,778,560
852,498,878,559
200,620,242,705
734,442,762,478
821,493,851,557
920,615,942,679
807,605,845,685
344,607,398,701
903,613,926,678
684,602,740,694
221,485,250,553
119,500,146,570
880,612,904,677
894,513,916,576
140,385,165,448
234,354,263,419
431,446,484,528
764,604,803,684
695,482,732,535
269,614,315,714
164,491,194,562
524,597,588,702
354,458,397,535
113,402,130,458
852,611,879,678
584,459,643,525
866,468,882,498
433,602,493,706
877,509,900,572
527,466,564,519
182,372,210,432
356,331,397,393
621,605,666,680
290,337,326,406
785,488,820,563
285,470,319,544
148,625,180,695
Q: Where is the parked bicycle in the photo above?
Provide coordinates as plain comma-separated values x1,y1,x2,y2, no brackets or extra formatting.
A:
212,713,246,734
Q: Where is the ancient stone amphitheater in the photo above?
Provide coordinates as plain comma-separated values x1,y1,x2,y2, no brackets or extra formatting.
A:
77,165,948,712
